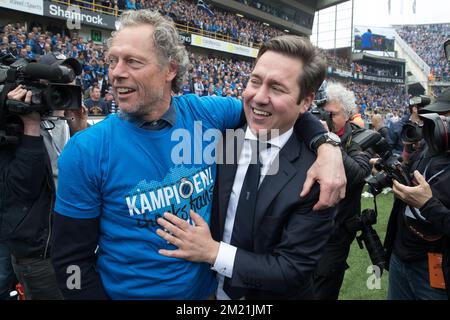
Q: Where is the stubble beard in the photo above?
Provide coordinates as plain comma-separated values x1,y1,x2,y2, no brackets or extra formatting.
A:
119,86,165,121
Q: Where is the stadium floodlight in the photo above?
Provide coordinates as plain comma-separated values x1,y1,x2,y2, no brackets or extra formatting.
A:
445,39,450,61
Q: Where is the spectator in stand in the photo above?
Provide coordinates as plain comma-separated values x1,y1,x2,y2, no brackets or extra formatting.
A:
84,85,108,115
104,87,117,113
96,72,109,98
82,65,95,91
193,77,204,96
7,42,18,58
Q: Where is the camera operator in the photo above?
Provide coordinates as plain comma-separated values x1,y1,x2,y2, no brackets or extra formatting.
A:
384,88,450,300
401,96,430,164
0,53,85,299
312,82,372,300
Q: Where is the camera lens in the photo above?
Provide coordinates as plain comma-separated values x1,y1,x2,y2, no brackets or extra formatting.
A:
401,123,422,142
365,171,392,195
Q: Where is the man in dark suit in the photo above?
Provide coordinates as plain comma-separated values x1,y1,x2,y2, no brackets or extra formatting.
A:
156,35,336,299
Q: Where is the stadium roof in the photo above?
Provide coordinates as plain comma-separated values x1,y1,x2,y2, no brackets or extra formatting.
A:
315,0,350,10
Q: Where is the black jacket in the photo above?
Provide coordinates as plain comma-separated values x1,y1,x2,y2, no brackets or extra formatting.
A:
336,122,372,227
211,128,335,299
384,150,450,298
0,135,54,259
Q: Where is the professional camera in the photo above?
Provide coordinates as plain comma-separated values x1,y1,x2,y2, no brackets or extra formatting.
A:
345,209,386,272
0,55,82,146
310,80,334,131
0,58,81,113
420,112,450,154
400,96,431,144
348,129,411,195
401,122,423,143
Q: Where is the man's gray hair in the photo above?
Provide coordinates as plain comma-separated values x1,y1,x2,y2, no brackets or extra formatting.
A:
107,10,190,93
326,82,357,119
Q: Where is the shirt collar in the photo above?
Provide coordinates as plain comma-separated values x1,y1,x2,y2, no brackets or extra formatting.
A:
119,101,177,130
244,126,293,149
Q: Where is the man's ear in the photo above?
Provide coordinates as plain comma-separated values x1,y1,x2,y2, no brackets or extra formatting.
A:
299,93,315,114
166,61,178,83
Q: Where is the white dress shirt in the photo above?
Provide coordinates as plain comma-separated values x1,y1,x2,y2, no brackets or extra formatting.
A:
213,127,293,300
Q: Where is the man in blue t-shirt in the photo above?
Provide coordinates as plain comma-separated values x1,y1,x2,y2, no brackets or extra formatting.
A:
52,10,346,300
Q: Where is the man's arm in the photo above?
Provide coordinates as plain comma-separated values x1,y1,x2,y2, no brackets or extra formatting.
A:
51,213,108,299
295,112,346,210
157,200,335,294
3,86,46,199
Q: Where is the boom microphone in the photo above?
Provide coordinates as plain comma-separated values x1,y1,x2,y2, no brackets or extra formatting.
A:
23,63,64,81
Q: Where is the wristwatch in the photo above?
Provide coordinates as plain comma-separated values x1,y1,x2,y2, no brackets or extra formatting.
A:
312,132,341,150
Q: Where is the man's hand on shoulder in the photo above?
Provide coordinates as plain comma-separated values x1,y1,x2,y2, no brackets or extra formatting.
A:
301,143,346,210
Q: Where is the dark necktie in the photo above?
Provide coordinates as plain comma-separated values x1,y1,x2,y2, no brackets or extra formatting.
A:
224,140,264,299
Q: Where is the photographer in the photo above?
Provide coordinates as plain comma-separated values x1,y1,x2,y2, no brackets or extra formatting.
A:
384,88,450,300
401,96,430,164
312,82,372,300
0,53,85,299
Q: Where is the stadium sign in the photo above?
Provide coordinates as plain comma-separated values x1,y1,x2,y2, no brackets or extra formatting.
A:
44,3,116,30
333,68,353,78
190,34,258,58
0,0,43,15
179,32,191,45
362,74,404,84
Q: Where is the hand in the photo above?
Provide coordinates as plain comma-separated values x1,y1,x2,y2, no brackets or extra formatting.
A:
156,210,220,265
319,120,330,132
7,85,40,136
66,104,88,135
370,157,380,175
301,143,346,210
393,170,433,208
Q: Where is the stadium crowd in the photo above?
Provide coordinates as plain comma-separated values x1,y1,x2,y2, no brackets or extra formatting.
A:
0,18,411,119
396,23,450,81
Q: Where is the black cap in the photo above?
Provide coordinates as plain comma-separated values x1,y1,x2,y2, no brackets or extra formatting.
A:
40,52,82,76
419,88,450,114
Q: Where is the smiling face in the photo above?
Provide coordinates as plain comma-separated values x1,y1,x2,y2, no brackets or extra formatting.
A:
243,50,313,137
107,25,177,119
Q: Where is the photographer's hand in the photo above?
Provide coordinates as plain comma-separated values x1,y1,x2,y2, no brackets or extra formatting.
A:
7,85,41,136
66,103,88,136
393,170,432,208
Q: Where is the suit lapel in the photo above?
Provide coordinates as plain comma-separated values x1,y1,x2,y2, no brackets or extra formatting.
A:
253,135,302,231
215,129,245,237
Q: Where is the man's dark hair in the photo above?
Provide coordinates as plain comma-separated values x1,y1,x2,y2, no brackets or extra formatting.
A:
257,35,327,104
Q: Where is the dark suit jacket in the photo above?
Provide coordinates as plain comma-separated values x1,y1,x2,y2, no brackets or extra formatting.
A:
211,130,336,299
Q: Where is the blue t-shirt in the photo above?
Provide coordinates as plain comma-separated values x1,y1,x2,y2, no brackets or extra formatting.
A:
56,94,242,299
